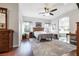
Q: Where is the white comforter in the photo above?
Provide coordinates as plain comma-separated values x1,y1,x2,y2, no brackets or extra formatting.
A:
34,31,52,38
34,31,46,38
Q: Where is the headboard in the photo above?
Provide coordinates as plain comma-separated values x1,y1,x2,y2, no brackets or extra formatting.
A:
33,27,44,32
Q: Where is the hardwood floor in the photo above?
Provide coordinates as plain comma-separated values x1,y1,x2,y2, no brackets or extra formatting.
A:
0,40,33,56
0,39,76,56
62,50,76,56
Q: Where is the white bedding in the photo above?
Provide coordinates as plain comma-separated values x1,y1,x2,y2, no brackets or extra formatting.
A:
34,31,46,38
34,31,52,38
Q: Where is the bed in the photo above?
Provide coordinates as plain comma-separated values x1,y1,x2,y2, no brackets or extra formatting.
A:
34,31,54,41
33,27,56,40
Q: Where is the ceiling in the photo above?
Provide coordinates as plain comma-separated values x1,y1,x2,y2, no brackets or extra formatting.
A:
20,3,78,20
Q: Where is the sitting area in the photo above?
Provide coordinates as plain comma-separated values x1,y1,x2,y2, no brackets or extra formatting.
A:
66,33,76,45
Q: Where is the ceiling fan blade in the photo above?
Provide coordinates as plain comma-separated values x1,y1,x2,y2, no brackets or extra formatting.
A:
49,13,54,15
50,9,57,12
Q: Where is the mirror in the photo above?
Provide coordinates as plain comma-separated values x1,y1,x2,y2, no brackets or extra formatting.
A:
0,7,7,29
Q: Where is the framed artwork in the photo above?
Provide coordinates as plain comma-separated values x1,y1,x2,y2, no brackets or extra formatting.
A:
36,22,42,27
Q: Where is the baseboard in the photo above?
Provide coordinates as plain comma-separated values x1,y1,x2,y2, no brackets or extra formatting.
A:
13,45,18,48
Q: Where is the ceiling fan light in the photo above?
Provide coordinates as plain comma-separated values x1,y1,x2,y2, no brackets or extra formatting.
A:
44,7,49,13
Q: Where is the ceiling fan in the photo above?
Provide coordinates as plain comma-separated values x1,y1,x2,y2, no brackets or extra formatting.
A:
39,4,57,16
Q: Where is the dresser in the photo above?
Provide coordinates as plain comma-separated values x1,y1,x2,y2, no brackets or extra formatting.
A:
0,29,14,52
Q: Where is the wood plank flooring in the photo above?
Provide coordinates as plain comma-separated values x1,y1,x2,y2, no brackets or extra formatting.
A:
0,40,76,56
62,50,76,56
0,40,33,56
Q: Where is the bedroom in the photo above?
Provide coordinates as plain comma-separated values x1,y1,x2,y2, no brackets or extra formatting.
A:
0,3,79,56
20,3,78,56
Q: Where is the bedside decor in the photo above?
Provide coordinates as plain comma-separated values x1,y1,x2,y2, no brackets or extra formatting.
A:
0,23,5,29
36,22,42,28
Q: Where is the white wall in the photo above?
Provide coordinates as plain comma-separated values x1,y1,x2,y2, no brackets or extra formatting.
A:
69,9,79,33
23,16,51,23
0,3,19,47
19,4,23,46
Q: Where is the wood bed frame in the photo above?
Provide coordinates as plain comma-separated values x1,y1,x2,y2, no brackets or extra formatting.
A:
33,27,44,32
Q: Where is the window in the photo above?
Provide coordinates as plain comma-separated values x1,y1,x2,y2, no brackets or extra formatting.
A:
22,22,31,34
59,17,70,43
44,23,50,32
59,17,70,33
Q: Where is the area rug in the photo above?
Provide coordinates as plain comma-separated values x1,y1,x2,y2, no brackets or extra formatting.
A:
29,39,76,56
